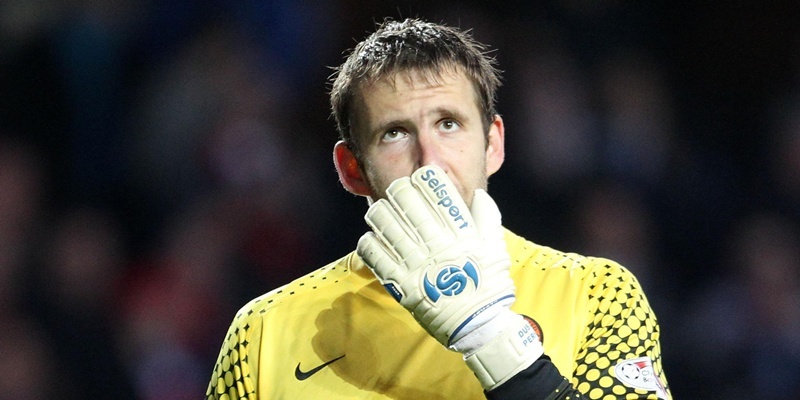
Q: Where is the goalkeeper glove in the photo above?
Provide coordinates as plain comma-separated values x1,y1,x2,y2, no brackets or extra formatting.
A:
357,165,544,389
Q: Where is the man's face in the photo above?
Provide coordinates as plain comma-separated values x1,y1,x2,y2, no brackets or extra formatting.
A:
351,68,504,206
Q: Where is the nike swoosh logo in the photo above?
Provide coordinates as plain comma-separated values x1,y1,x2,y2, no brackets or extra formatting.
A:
295,355,345,381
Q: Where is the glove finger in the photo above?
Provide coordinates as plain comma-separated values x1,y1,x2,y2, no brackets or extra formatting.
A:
409,166,476,237
469,189,504,243
364,198,427,268
357,231,407,280
385,175,446,247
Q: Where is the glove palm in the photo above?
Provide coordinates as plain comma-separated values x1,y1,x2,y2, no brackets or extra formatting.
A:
356,166,514,347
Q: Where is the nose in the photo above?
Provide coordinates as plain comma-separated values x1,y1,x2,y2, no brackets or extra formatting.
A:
416,130,448,172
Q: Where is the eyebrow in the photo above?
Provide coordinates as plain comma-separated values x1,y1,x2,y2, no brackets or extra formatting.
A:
369,106,471,137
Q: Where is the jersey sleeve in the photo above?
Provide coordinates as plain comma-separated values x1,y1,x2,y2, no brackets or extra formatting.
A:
488,261,671,400
570,262,671,399
206,304,264,399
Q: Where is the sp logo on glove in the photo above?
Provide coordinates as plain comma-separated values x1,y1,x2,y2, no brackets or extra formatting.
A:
423,259,479,302
357,165,515,348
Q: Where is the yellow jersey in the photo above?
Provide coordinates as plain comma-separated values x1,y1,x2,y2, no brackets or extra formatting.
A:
207,229,671,399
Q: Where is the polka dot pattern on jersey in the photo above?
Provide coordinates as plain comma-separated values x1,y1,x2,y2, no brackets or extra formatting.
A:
570,263,670,399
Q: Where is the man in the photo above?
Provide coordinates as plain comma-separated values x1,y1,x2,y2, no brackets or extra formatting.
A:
207,18,671,399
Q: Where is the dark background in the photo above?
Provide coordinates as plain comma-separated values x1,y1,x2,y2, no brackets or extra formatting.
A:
1,1,799,398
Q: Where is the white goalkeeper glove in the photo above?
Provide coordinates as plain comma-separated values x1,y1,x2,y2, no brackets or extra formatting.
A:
357,165,544,389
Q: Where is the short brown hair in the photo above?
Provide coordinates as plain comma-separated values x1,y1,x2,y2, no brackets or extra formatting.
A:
329,18,502,154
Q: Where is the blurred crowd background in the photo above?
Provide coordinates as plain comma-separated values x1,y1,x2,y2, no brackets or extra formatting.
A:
1,1,799,399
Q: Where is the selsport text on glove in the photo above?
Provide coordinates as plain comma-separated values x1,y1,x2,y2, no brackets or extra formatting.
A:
357,165,544,389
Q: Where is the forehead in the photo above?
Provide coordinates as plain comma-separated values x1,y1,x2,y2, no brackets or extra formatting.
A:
351,67,479,131
367,65,463,92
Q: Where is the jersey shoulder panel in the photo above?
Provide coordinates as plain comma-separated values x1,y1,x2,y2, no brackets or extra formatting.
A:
504,228,607,279
239,253,356,317
206,254,360,399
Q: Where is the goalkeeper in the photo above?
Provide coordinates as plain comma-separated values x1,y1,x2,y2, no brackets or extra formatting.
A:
207,18,671,400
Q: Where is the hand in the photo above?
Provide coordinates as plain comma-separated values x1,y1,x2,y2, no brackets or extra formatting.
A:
357,166,543,389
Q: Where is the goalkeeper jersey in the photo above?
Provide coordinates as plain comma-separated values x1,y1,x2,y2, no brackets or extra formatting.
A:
207,229,671,399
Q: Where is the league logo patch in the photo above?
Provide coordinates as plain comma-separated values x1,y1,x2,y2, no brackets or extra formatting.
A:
613,356,668,399
423,260,479,302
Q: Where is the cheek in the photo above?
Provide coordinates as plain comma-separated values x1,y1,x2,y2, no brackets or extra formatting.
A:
362,157,404,197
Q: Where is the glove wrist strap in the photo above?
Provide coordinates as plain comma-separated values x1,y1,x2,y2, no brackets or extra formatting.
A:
463,314,544,390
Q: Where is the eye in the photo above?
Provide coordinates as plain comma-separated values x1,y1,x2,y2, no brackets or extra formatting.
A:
438,119,461,133
382,129,407,143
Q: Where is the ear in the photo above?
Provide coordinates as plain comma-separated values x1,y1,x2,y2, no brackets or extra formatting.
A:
485,115,506,176
333,141,372,197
